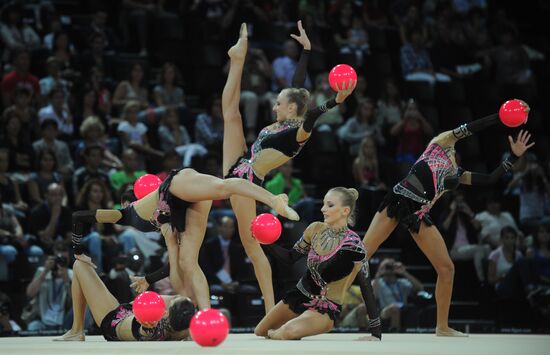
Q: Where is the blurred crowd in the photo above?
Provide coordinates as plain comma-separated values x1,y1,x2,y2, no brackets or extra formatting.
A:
0,0,549,334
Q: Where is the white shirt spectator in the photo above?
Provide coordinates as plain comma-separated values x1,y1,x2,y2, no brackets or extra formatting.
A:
488,246,522,281
38,105,73,136
474,211,519,246
117,121,147,145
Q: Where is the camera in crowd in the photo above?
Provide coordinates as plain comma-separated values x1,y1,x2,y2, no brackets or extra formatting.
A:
52,254,68,272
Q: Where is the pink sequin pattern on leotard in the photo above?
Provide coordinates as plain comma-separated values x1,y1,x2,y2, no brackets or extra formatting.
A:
302,229,366,312
394,143,458,218
230,120,304,182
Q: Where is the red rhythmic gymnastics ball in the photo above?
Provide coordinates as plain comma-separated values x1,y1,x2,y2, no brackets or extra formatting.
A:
251,213,282,244
499,99,529,128
134,174,162,199
133,291,165,324
328,64,357,92
189,308,230,347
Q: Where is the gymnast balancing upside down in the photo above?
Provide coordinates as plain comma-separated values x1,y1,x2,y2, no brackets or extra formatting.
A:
255,188,381,340
362,101,534,336
57,223,195,341
218,21,356,313
71,167,299,309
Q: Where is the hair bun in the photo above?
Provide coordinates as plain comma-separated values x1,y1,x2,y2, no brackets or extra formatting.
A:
347,188,359,201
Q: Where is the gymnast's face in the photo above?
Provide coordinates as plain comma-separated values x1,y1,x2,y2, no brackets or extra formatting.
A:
273,90,295,122
321,191,350,226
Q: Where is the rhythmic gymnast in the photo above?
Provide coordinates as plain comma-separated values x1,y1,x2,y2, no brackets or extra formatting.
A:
255,188,381,340
71,167,299,309
362,101,534,336
218,21,356,313
56,223,194,341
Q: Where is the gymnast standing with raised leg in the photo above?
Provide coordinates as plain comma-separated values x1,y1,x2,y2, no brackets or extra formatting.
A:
362,102,533,336
219,21,356,313
71,167,299,310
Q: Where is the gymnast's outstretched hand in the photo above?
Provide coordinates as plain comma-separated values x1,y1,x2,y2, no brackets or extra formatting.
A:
290,20,311,50
508,129,535,157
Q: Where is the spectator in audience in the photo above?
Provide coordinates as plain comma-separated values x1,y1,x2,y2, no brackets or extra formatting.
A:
25,242,73,331
337,15,370,69
112,63,149,112
156,150,182,182
272,39,311,92
38,88,74,139
51,31,78,78
9,87,39,142
32,119,74,181
28,183,72,254
377,79,405,130
478,24,536,99
75,116,122,170
83,9,118,51
1,49,39,107
488,226,523,291
0,3,41,63
39,57,70,102
75,179,115,272
400,27,451,84
0,190,25,277
78,33,111,78
0,293,22,333
153,62,185,109
234,47,275,142
117,101,163,164
265,160,317,224
87,67,112,119
373,258,424,332
505,160,550,230
109,148,146,196
352,137,387,190
27,149,63,206
338,97,384,156
0,149,27,211
440,191,489,283
73,144,110,198
474,196,520,249
1,109,34,180
121,0,156,56
390,99,433,165
194,95,224,150
157,108,207,168
200,216,253,295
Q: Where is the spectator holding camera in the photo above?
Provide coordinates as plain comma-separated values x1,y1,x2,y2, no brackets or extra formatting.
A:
439,192,489,284
390,99,433,165
373,258,424,332
25,242,73,331
505,160,550,230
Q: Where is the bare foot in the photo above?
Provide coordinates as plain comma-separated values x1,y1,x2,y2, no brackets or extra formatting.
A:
436,327,468,337
53,330,85,341
228,23,248,61
273,194,300,221
357,335,381,341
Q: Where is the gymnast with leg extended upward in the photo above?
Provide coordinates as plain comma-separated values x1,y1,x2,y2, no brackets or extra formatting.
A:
362,101,534,336
71,167,299,310
219,21,356,313
255,187,381,340
56,223,195,341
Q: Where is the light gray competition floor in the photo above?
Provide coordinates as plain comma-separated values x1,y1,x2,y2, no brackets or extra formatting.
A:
2,333,550,355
